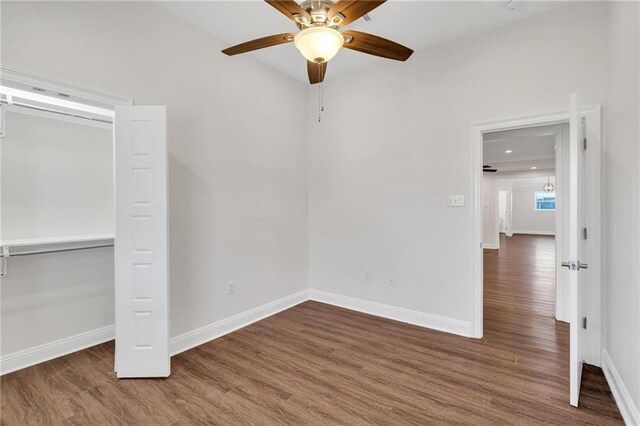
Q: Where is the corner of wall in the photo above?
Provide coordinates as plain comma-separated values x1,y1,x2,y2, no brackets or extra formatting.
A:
602,349,640,426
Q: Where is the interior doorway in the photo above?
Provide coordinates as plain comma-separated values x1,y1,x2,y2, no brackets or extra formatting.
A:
482,123,561,318
498,190,509,234
472,103,603,407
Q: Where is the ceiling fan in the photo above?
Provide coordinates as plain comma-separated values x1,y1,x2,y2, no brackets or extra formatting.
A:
221,0,414,84
483,165,498,173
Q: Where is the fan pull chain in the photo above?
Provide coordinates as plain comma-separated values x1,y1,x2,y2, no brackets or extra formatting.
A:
316,62,326,123
317,63,325,123
317,83,325,122
317,84,321,122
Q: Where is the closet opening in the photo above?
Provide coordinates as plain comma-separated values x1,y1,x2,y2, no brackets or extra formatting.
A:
0,69,123,375
1,66,170,378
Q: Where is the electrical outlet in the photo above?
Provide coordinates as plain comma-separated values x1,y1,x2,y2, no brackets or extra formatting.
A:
227,280,235,295
364,270,371,282
389,274,396,286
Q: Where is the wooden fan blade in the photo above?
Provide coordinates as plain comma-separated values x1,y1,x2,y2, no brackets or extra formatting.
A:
307,61,328,84
342,30,413,61
222,33,295,56
265,0,312,22
328,1,386,27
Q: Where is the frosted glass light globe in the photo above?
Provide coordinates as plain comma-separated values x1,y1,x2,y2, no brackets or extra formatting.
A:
294,27,344,64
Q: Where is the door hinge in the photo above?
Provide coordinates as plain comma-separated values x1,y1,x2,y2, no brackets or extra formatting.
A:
0,104,6,139
583,138,587,150
583,227,588,240
1,246,9,278
582,317,587,329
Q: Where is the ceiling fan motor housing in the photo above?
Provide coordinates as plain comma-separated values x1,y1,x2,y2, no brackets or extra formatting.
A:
296,0,343,28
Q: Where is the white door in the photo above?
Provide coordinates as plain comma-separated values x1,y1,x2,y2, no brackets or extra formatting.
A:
115,106,169,378
565,93,588,406
498,191,509,233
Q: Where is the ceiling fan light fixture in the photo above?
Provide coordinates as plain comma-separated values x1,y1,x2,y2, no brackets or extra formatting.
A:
294,27,344,64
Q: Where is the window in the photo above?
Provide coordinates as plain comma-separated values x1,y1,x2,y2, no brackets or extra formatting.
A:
535,192,556,211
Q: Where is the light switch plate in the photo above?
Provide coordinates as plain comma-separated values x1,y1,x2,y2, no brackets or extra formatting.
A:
448,195,465,207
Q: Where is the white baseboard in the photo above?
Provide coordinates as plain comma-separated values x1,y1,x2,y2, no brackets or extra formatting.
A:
2,288,474,375
0,290,309,375
0,325,115,376
602,349,640,425
483,243,499,249
511,230,555,236
169,289,310,356
309,289,472,337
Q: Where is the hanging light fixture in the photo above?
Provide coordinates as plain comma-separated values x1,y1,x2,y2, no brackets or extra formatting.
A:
543,176,555,193
294,27,344,64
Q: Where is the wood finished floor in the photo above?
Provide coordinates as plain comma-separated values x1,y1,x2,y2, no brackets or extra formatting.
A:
1,234,622,425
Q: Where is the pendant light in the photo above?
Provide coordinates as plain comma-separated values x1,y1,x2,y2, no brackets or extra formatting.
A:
543,176,555,193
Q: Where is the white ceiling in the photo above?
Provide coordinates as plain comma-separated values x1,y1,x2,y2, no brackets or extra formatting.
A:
484,125,559,172
487,158,556,173
484,134,556,163
156,1,569,83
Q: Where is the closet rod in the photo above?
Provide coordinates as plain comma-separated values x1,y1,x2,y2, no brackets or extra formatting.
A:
1,243,114,277
0,243,114,258
0,99,113,124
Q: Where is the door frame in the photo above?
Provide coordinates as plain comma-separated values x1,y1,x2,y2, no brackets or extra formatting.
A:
471,106,602,367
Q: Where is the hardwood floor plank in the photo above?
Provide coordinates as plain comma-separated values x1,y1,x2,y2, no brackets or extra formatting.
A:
0,234,622,424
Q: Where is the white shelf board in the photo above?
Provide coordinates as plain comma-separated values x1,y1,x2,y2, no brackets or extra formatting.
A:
1,234,114,248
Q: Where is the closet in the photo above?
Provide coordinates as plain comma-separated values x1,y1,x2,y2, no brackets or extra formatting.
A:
0,67,169,377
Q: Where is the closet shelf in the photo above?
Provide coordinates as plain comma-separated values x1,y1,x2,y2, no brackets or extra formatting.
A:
0,234,114,248
0,234,114,277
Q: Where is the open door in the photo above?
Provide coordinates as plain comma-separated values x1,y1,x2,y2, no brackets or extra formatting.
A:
115,106,169,378
564,93,588,406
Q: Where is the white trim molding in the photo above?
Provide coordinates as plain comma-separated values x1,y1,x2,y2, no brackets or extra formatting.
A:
309,289,472,337
0,65,131,109
2,288,479,375
0,325,115,375
510,230,556,236
602,350,640,425
1,291,309,375
169,290,310,356
482,243,499,249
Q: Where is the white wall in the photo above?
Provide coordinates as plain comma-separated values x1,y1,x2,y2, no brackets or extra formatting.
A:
511,184,555,235
604,1,640,420
0,110,115,356
482,174,497,248
1,111,113,240
1,248,114,355
307,2,607,326
1,1,309,355
491,176,557,239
